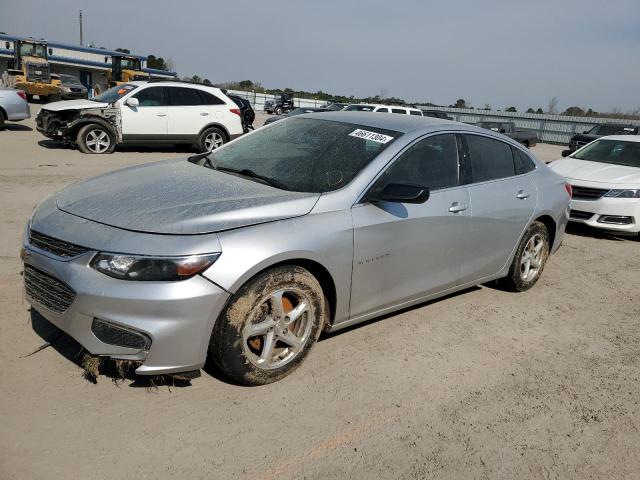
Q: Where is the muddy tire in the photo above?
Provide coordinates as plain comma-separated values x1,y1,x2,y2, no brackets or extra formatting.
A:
197,126,226,153
209,266,325,386
498,221,550,292
0,110,5,130
77,123,115,154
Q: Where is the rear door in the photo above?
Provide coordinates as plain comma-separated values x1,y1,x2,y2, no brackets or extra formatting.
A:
166,86,212,139
120,86,168,138
460,134,537,283
350,133,470,319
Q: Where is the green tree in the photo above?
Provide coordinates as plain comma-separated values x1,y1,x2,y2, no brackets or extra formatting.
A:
536,108,544,114
526,108,535,113
562,106,585,116
115,48,131,54
505,106,517,112
147,54,169,71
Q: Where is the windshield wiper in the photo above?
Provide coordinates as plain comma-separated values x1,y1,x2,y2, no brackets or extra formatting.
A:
206,162,290,190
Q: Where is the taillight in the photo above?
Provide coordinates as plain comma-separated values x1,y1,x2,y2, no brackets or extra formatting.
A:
230,108,241,116
564,182,572,198
16,90,27,101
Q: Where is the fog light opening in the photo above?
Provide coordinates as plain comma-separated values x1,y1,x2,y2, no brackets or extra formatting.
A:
597,215,634,225
91,318,152,351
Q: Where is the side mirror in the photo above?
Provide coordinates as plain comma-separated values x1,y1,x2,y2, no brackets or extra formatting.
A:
582,130,588,134
561,150,571,157
366,183,430,204
499,129,506,134
125,97,139,108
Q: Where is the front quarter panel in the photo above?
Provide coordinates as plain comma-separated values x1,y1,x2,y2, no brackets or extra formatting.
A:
202,210,354,325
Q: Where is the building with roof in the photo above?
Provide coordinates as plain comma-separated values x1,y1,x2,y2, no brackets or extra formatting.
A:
0,33,176,96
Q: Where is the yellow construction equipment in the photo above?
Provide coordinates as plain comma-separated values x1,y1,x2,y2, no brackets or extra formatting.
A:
1,39,61,101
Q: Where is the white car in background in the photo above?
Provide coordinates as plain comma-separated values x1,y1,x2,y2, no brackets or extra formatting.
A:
549,135,640,236
0,87,30,129
35,81,244,154
344,103,423,116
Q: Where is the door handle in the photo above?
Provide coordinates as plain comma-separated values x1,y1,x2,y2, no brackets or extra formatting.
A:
516,190,530,199
156,113,167,117
448,202,468,213
200,112,209,116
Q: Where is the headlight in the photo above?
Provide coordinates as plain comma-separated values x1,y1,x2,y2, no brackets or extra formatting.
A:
90,253,220,281
604,189,640,198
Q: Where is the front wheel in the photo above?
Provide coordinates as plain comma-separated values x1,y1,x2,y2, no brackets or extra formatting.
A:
498,221,550,292
275,107,283,115
197,127,226,153
77,124,115,154
209,266,325,385
0,109,5,130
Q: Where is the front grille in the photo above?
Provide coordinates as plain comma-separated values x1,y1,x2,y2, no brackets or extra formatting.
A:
24,264,75,313
571,185,609,201
570,209,594,220
26,63,50,83
29,230,90,258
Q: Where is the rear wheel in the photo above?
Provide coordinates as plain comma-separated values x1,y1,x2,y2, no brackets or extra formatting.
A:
0,110,5,130
197,126,226,153
498,221,550,292
77,124,115,154
209,266,325,385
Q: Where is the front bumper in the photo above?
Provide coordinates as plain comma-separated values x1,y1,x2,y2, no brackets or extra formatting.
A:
569,197,640,234
23,236,230,376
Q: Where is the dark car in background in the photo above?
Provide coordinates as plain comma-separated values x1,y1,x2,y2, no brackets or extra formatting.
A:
321,102,348,111
422,110,452,120
227,93,255,132
477,121,538,148
565,123,639,154
263,107,329,126
58,74,88,100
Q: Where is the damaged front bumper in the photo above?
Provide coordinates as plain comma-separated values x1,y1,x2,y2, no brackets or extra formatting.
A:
22,229,230,376
35,107,121,144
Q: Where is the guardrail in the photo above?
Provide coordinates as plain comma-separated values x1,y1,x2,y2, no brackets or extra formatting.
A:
227,89,640,145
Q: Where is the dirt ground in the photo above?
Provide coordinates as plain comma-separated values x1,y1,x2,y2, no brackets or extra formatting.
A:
1,105,639,480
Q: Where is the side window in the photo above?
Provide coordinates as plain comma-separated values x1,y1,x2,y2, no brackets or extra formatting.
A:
512,147,536,174
374,134,460,192
199,90,226,105
376,108,389,113
409,110,422,116
465,134,515,182
391,108,406,114
132,87,167,107
168,87,204,106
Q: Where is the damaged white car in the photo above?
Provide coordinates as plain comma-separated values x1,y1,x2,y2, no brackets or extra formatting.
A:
35,81,244,154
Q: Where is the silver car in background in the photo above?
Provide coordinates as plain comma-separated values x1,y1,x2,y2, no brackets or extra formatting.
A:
0,87,30,129
23,112,570,385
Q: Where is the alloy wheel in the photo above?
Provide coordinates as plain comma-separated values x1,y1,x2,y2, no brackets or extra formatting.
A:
520,233,545,282
242,288,314,370
204,132,224,151
85,129,111,153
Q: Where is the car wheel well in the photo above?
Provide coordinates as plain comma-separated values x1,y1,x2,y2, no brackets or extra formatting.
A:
67,118,115,140
0,106,7,120
240,259,337,328
199,123,229,142
534,215,556,249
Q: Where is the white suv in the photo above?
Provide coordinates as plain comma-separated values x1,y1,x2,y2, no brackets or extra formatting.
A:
344,103,423,116
36,81,244,154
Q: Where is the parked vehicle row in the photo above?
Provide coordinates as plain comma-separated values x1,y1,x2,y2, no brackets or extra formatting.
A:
477,121,538,148
23,111,570,385
565,123,639,155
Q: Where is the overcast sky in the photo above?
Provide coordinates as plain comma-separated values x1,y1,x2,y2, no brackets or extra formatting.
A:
2,0,638,112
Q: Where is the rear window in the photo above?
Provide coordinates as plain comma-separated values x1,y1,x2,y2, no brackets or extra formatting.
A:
345,105,376,112
376,108,389,113
465,134,516,182
199,90,226,105
512,147,536,174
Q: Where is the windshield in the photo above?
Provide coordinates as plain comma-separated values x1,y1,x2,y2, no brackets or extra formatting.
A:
60,74,81,85
120,57,141,70
206,118,399,193
573,139,640,168
92,84,138,103
325,103,346,111
19,42,46,58
589,125,637,136
345,105,376,112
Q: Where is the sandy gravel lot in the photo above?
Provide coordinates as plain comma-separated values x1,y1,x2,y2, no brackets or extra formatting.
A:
1,105,639,480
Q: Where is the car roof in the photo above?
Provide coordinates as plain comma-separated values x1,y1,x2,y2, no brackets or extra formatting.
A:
130,81,222,91
597,134,640,143
296,111,494,135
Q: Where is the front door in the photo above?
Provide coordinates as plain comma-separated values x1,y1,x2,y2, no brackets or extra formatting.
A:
120,86,168,139
350,133,470,320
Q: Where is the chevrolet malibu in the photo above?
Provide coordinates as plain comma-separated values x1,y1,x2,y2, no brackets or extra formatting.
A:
23,113,570,385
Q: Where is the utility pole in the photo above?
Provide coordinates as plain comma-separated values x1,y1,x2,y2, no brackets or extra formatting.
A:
79,10,83,46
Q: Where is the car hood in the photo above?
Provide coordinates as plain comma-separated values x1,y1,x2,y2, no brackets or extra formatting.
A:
549,158,640,186
55,159,320,234
43,99,109,111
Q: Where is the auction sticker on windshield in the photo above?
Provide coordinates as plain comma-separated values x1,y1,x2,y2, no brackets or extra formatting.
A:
349,129,394,144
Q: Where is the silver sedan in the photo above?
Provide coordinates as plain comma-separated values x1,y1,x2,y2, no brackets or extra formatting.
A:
0,87,30,129
23,112,570,385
